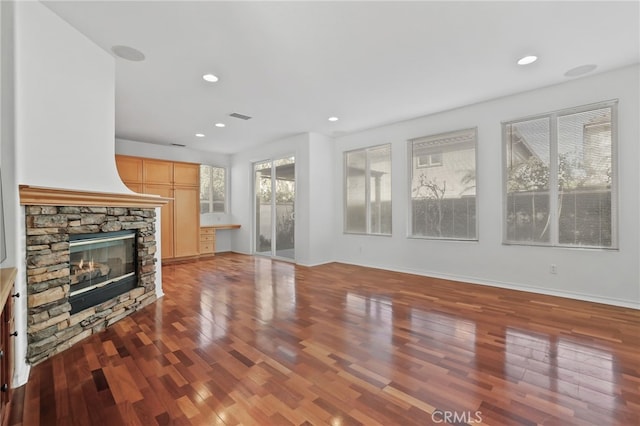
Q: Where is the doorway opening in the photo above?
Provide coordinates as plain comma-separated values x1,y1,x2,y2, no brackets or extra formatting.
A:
254,156,295,260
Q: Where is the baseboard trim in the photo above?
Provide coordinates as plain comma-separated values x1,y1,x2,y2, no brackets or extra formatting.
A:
13,363,30,388
162,255,200,265
296,259,335,268
337,260,640,310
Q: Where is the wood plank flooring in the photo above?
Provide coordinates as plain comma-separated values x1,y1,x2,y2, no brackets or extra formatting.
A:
9,253,640,425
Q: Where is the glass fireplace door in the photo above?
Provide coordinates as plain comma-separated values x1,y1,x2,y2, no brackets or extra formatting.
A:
69,230,136,313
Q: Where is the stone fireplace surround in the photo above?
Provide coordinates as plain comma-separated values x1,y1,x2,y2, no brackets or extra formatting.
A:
20,186,169,365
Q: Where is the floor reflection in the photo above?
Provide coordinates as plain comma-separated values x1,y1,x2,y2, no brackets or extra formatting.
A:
198,288,228,345
254,258,297,322
151,255,639,425
505,328,615,410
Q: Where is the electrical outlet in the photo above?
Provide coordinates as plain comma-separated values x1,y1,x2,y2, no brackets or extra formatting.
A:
550,264,557,274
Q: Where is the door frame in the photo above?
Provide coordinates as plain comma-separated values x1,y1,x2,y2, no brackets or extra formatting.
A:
252,155,296,262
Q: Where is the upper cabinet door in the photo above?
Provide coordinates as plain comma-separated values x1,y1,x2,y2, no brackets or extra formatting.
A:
144,159,174,185
115,155,143,184
174,162,200,186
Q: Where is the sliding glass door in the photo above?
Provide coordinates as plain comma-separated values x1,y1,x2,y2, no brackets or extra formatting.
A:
254,156,295,260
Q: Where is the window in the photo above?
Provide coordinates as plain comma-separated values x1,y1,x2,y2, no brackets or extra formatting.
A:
417,152,443,168
409,128,477,240
344,144,392,235
200,165,226,213
504,101,616,248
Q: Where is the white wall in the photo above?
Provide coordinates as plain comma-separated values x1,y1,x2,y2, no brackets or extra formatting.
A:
1,0,17,267
8,2,162,386
230,132,335,266
305,133,335,266
333,65,640,309
231,133,304,255
1,0,26,388
290,132,335,266
15,2,124,194
0,8,24,384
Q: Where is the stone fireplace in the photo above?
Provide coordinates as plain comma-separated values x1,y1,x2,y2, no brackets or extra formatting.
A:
20,186,169,365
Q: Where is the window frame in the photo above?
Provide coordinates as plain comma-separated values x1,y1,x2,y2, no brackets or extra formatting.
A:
407,127,479,241
199,164,228,214
501,99,618,249
416,152,443,168
343,143,392,236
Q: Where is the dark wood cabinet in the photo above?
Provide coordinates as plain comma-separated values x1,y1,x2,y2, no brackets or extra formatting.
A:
0,267,16,424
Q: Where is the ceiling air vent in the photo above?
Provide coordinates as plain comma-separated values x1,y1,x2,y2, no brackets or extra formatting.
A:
229,112,252,121
171,143,186,147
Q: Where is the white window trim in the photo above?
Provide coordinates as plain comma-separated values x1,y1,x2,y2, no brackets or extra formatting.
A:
501,99,618,249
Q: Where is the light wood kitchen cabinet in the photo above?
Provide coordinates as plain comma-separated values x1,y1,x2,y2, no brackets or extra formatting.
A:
174,162,199,186
115,156,143,183
200,225,241,256
143,183,175,259
174,186,200,257
126,183,144,193
200,227,215,256
144,159,174,185
115,155,200,262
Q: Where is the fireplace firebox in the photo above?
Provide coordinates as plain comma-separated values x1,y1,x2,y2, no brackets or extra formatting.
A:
69,230,137,314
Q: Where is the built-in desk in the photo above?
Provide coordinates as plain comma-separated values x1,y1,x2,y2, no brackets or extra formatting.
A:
200,225,241,256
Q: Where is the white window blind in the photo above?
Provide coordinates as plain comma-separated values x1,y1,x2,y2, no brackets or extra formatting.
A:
409,128,477,240
344,144,392,235
504,101,616,248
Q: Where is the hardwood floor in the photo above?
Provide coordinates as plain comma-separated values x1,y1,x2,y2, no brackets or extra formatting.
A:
9,253,640,425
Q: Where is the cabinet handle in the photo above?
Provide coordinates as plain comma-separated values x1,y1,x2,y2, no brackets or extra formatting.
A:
11,292,20,298
1,384,7,392
10,331,17,337
0,350,3,359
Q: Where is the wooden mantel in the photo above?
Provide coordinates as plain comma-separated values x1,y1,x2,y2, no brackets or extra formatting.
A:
19,185,171,208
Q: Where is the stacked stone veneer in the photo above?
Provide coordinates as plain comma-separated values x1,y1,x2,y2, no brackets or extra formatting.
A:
25,206,158,364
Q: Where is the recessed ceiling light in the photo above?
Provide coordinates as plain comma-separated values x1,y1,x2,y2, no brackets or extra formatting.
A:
517,55,538,66
564,64,597,78
328,116,339,122
202,74,219,83
215,123,226,128
111,45,145,61
195,133,205,137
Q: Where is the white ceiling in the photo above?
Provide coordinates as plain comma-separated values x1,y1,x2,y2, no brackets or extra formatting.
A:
43,1,640,155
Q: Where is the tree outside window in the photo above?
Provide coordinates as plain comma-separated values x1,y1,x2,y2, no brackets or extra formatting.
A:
410,128,477,240
504,102,615,248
